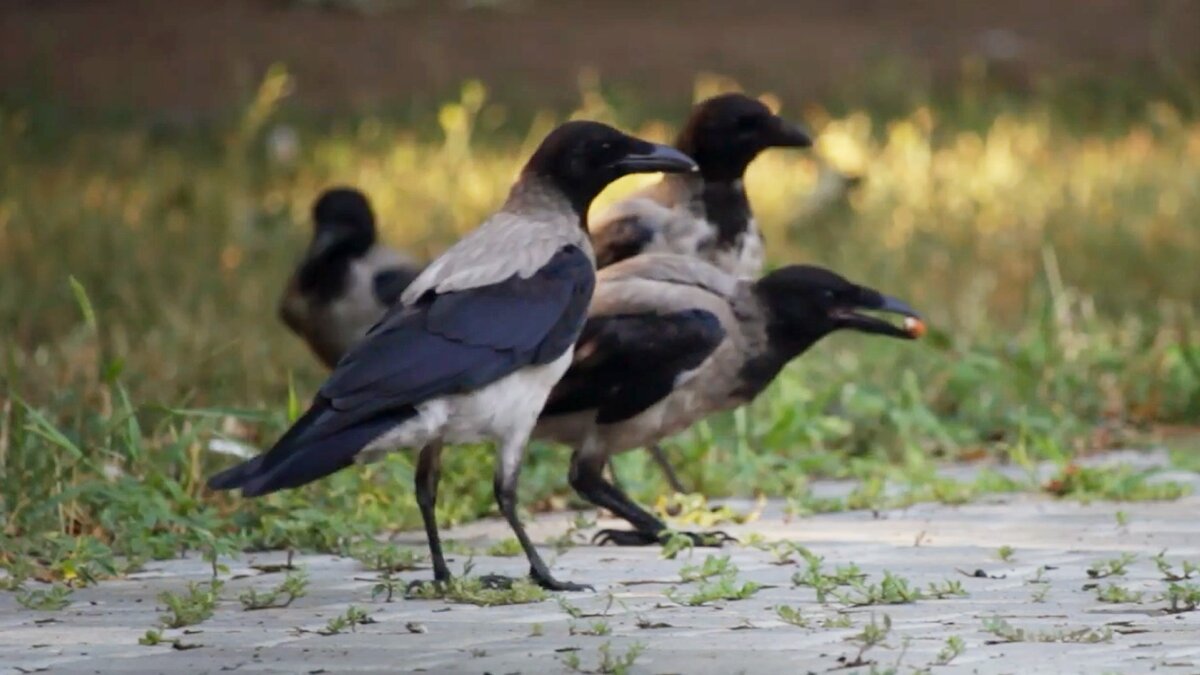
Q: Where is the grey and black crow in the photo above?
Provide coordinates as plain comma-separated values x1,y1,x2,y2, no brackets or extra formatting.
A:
588,93,811,492
279,187,423,368
535,254,924,546
590,93,811,277
208,121,698,590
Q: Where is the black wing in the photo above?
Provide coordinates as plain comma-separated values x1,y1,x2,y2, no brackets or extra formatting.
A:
541,308,725,424
372,264,423,307
209,245,595,496
592,215,656,269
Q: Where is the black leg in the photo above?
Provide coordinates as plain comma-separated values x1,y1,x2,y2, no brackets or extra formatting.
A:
647,443,688,494
414,441,451,583
495,439,591,592
569,450,734,548
570,451,667,535
606,459,625,494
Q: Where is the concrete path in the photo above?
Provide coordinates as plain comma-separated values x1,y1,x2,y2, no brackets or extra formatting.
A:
3,452,1199,675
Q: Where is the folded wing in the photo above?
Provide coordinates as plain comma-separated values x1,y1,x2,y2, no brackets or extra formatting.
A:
542,308,725,424
209,245,594,496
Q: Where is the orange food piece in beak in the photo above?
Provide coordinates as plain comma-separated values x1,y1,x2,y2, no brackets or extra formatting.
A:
904,317,926,338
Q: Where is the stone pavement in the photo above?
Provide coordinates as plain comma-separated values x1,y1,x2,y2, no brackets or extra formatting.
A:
3,451,1200,675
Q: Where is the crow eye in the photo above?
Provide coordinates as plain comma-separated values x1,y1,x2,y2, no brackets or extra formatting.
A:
736,115,760,132
822,289,837,301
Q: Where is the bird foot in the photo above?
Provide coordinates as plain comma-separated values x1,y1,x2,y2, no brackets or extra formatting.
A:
405,577,450,597
592,528,736,547
478,572,592,592
531,572,593,593
477,573,516,590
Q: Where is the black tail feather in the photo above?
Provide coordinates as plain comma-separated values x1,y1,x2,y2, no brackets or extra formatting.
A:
207,399,330,491
207,454,267,491
206,399,411,496
240,412,401,497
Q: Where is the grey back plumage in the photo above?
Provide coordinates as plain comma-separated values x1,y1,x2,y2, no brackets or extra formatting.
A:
402,180,593,304
590,174,764,278
535,254,770,455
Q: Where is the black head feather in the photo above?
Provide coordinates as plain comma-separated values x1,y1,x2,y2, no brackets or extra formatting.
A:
522,120,698,220
734,265,920,398
675,93,812,182
754,265,921,353
298,187,379,301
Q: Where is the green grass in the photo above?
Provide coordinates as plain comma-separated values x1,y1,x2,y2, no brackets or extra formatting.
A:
2,68,1200,583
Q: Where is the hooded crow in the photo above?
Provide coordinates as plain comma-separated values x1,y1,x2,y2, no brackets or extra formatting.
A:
590,93,811,277
588,93,811,492
535,254,924,547
208,121,698,590
279,187,423,368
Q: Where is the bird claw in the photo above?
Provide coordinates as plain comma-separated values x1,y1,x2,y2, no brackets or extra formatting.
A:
591,528,736,547
477,574,516,590
692,530,738,546
531,574,593,592
405,577,450,597
475,570,591,592
592,528,659,546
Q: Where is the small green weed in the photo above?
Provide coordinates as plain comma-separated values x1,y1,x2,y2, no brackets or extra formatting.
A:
318,605,375,635
485,538,523,557
775,604,809,627
1159,582,1200,613
15,584,73,611
791,553,864,603
833,571,923,607
570,620,612,636
659,531,696,560
562,641,646,675
239,571,308,610
351,540,426,572
666,575,761,606
1043,465,1189,502
679,555,735,582
821,613,854,628
934,635,965,666
842,614,892,668
406,576,548,606
158,581,222,628
926,579,968,599
1096,583,1144,604
982,616,1112,643
1087,553,1136,579
1152,551,1198,581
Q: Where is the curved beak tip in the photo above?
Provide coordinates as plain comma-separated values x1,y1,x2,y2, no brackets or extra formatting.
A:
775,120,814,148
903,316,927,339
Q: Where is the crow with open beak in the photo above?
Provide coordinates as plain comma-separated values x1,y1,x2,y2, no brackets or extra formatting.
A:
536,255,923,547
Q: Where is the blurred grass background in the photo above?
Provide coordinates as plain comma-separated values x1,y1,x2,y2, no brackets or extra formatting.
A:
1,0,1199,573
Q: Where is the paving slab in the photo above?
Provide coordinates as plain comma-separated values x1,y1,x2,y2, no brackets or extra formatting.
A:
3,451,1199,675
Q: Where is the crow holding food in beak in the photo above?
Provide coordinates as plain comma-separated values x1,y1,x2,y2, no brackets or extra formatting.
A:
588,93,812,491
536,254,923,547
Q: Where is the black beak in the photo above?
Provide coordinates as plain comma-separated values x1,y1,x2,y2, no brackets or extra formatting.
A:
308,226,345,259
307,223,367,261
613,142,699,175
832,290,924,339
768,117,813,148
